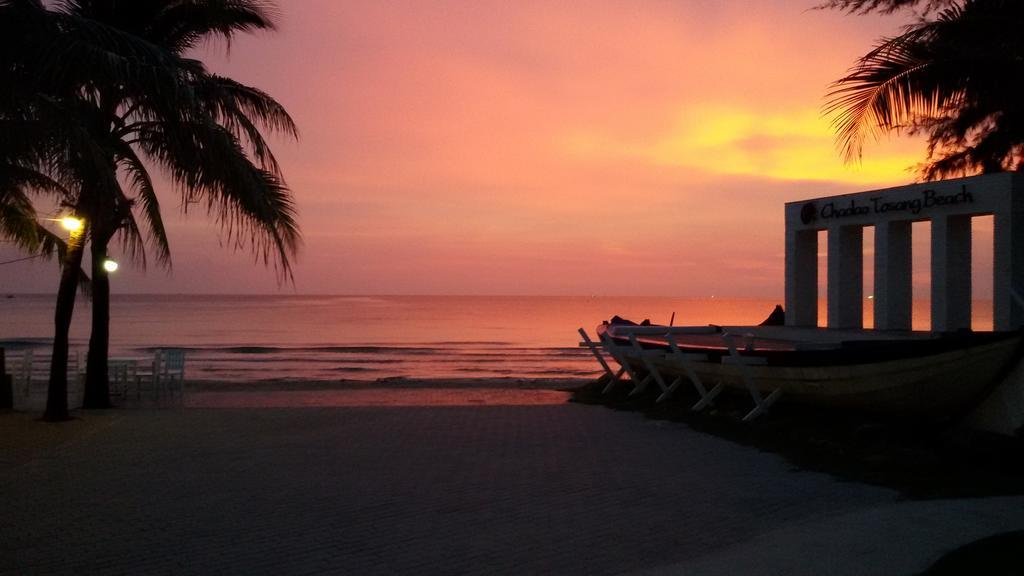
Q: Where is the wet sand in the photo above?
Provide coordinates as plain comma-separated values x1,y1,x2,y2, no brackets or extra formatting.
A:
187,387,571,408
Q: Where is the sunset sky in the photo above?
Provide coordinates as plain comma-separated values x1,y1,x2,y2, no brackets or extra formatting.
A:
2,0,959,296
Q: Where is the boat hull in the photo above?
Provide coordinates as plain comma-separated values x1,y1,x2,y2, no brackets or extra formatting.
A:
599,324,1024,417
694,339,1016,414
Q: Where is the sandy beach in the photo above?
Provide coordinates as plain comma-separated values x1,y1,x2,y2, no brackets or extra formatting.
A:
4,383,1024,575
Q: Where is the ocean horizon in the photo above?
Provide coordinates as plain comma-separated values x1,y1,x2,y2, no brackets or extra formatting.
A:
0,294,994,384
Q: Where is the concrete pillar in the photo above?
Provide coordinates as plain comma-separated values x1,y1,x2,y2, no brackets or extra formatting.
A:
994,209,1024,330
931,214,972,332
827,225,863,329
785,229,818,327
874,221,913,330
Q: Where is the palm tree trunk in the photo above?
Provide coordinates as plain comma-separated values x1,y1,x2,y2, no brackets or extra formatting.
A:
83,240,111,408
44,235,85,421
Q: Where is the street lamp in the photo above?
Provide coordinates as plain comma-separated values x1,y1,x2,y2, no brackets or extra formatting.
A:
102,259,118,273
60,216,83,233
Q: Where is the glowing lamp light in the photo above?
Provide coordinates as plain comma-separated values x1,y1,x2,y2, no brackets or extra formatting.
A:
60,216,84,233
102,259,119,273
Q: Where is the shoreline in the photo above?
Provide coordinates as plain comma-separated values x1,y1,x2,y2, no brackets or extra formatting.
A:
185,376,592,392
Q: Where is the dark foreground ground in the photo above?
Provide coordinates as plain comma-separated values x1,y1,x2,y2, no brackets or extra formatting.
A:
572,376,1024,500
573,378,1024,575
2,389,1023,575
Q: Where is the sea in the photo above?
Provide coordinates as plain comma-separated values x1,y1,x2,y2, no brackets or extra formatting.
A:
0,294,994,385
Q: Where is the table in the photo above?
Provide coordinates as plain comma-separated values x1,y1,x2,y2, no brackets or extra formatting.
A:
108,356,146,398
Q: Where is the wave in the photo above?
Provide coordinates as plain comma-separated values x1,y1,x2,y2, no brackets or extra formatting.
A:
528,368,602,376
0,338,53,349
136,345,444,355
423,341,513,346
329,366,383,373
188,354,592,365
133,344,590,357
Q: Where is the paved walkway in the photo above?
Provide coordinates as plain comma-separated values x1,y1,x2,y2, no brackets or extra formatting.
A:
2,393,1022,575
639,496,1024,576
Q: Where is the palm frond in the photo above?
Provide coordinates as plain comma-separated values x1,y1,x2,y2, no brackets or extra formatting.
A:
145,0,279,53
116,142,171,268
825,34,928,161
137,115,300,282
190,74,297,174
823,8,966,163
815,0,953,15
824,0,1024,177
34,223,67,260
199,75,297,137
112,203,148,269
44,16,187,103
0,185,41,251
0,164,73,200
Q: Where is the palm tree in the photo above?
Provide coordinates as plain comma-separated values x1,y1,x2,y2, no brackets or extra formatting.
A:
0,0,101,420
1,0,300,418
823,0,1024,179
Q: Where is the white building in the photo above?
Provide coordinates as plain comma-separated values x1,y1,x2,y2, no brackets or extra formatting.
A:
785,172,1024,332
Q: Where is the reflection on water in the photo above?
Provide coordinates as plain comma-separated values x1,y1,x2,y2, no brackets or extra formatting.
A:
821,299,993,331
0,295,994,383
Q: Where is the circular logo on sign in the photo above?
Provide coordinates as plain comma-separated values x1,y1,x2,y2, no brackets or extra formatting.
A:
800,202,817,225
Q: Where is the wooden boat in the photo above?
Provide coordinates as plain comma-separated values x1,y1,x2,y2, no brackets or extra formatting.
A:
586,320,1024,420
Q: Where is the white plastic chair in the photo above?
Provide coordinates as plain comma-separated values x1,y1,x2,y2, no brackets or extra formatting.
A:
107,359,136,400
9,349,86,410
135,349,186,404
161,349,186,402
12,350,34,410
70,351,86,406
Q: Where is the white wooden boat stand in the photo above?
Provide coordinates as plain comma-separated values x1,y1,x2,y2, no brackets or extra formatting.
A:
720,333,783,421
578,327,782,421
577,328,645,395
